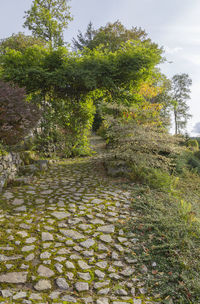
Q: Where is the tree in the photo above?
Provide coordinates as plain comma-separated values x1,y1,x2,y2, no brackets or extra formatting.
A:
171,73,192,134
0,41,163,154
72,20,153,52
1,41,163,97
23,0,72,48
72,21,95,52
0,32,46,55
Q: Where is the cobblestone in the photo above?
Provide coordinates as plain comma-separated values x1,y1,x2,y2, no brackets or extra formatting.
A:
0,135,159,303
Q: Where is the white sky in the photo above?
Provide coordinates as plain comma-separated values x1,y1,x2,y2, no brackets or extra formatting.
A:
0,0,200,134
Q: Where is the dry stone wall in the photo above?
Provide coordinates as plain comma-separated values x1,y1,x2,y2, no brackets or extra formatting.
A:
0,152,22,191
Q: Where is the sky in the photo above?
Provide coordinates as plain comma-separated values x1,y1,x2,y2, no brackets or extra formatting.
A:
0,0,200,135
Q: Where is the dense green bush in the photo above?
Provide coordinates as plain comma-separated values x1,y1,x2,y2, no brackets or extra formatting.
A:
33,97,95,157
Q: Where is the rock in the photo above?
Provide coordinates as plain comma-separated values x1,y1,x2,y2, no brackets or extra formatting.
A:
0,254,23,261
91,199,102,204
37,265,54,277
113,261,124,267
49,291,61,299
12,198,24,205
92,219,105,225
121,267,134,276
112,251,119,260
55,263,63,273
83,250,94,257
99,235,112,243
1,289,12,297
98,244,109,251
29,293,42,300
65,261,75,269
66,272,74,280
15,206,26,212
25,237,36,244
0,272,27,283
82,296,93,303
94,281,110,289
113,302,130,304
97,225,115,233
42,232,54,241
54,256,66,262
57,248,69,254
78,260,91,270
60,229,84,240
79,224,92,230
75,282,89,292
56,277,69,290
115,289,128,296
40,251,51,259
80,239,95,249
95,269,105,279
118,237,127,242
78,272,91,280
109,273,121,280
52,212,70,220
133,300,142,304
22,245,35,252
34,279,52,291
5,264,13,269
97,288,110,295
62,295,77,302
96,298,109,304
25,253,35,261
13,292,27,299
114,244,124,252
96,261,107,269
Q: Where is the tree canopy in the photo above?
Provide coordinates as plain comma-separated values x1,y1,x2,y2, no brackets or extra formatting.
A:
1,40,163,99
23,0,73,47
72,20,153,52
0,32,47,55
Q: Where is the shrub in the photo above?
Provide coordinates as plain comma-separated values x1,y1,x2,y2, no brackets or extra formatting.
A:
105,119,184,173
0,81,41,146
186,139,199,151
33,96,95,157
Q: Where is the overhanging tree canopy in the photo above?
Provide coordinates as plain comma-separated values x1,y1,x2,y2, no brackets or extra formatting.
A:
1,40,163,99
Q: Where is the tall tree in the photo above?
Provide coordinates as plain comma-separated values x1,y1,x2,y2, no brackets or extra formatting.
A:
72,21,95,51
72,20,152,52
171,73,192,134
23,0,72,48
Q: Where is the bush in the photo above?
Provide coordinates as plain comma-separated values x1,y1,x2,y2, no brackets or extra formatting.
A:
186,139,199,151
33,97,95,157
105,119,184,173
0,81,41,146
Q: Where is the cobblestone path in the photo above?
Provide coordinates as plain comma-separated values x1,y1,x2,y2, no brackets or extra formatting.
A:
0,137,159,304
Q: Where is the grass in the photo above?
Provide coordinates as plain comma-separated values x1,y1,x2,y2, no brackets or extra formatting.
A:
126,172,200,304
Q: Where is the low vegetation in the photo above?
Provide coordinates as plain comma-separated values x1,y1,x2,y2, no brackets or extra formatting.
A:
102,117,200,303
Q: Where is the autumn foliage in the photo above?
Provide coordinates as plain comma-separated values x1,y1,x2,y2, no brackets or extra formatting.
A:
0,81,41,145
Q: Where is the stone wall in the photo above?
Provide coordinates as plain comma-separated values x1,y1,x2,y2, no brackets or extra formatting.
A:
0,152,22,191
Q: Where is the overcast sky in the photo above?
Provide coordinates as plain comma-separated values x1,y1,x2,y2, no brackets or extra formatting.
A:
1,0,200,135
